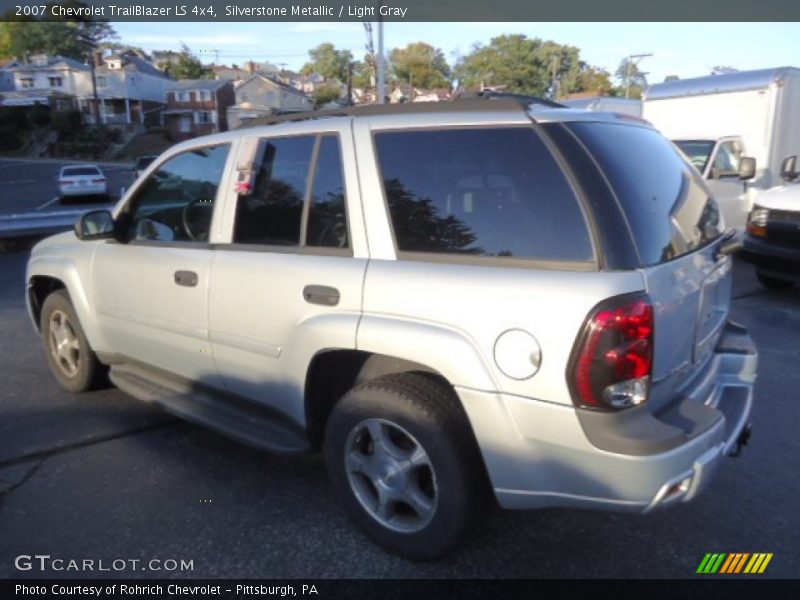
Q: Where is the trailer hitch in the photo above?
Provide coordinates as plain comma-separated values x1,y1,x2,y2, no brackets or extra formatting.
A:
730,424,752,458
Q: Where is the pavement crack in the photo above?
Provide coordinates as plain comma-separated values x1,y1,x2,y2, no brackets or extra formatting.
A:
0,460,43,499
0,418,180,471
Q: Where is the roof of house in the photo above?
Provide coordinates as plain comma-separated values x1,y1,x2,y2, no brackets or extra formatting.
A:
13,55,89,72
167,79,230,92
237,73,311,98
101,54,168,79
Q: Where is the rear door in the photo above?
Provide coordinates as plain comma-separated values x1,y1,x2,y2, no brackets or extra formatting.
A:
567,121,732,408
208,124,368,423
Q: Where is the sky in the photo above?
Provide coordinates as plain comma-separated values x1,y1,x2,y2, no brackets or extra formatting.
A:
112,22,800,84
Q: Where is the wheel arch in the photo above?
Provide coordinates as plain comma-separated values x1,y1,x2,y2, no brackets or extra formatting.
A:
26,256,112,354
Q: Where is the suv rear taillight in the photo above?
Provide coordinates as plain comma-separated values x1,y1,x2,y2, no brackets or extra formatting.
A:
568,292,653,410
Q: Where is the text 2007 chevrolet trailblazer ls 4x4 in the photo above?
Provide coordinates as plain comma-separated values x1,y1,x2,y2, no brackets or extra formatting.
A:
26,98,756,560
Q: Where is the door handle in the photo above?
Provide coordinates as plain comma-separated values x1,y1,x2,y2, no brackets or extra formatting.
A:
303,285,340,306
174,270,198,287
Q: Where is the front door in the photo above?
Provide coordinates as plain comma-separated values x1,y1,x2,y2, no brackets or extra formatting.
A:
92,143,233,388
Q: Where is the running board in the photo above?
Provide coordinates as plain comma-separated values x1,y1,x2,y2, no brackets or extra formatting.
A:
109,364,311,455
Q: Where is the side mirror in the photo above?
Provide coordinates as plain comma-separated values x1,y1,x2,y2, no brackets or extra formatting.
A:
781,155,798,182
739,156,756,181
75,209,115,241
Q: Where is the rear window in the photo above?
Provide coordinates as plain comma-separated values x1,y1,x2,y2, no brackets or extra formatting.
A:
374,127,593,263
63,167,101,177
567,122,723,266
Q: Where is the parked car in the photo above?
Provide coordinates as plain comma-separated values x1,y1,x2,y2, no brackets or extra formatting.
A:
133,155,158,179
57,164,108,202
26,99,757,560
741,155,800,289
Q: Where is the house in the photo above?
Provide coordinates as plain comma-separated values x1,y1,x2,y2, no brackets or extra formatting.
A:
226,74,313,130
389,84,415,103
413,88,452,103
2,52,169,128
163,79,235,141
3,54,89,110
82,51,170,128
212,64,250,83
0,59,20,92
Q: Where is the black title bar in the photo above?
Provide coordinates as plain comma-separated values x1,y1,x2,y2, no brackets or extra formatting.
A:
1,0,798,22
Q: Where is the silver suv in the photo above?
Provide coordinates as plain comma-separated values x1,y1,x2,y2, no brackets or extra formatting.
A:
26,99,757,560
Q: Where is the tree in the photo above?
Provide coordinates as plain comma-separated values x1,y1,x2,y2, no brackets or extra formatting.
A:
0,1,115,60
301,43,353,81
167,43,213,79
453,35,582,97
351,56,374,89
569,63,614,95
389,42,450,89
313,82,344,108
615,58,648,99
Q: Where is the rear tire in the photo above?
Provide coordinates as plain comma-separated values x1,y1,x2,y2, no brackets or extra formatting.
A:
323,372,489,560
756,270,794,290
40,290,108,393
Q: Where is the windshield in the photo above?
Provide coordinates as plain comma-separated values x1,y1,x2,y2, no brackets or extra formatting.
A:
566,123,723,266
673,140,716,174
63,167,101,177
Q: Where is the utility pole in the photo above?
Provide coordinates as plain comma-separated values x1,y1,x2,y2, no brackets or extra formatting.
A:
376,6,385,104
624,52,653,98
347,61,354,106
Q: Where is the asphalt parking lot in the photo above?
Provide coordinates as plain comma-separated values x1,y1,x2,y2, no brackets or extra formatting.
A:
0,232,798,578
0,158,133,214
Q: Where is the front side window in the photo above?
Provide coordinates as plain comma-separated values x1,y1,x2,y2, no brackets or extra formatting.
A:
123,144,230,243
674,140,716,174
374,127,593,262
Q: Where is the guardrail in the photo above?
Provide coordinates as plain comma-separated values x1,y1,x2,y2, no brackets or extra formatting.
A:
0,204,114,240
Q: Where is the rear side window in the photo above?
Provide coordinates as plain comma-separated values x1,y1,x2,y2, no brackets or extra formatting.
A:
374,127,593,263
233,136,315,246
568,122,723,266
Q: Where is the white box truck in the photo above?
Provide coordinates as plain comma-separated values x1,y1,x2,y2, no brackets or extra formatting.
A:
562,96,643,117
643,67,800,229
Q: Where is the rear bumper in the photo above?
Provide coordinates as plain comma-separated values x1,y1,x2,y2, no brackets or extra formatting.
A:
59,184,107,197
740,234,800,279
457,322,756,512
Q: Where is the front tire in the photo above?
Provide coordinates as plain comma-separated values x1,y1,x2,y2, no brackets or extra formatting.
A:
40,290,107,393
756,270,794,290
324,372,489,560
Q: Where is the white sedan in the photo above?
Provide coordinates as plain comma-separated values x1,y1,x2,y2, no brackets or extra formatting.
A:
58,165,108,201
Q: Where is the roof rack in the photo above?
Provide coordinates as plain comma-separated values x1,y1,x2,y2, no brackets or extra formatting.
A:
237,94,563,129
454,90,566,108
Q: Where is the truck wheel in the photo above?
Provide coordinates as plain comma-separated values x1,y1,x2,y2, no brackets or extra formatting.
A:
324,372,488,560
756,270,794,290
40,290,107,393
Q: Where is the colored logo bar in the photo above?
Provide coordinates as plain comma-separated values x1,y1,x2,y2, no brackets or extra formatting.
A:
696,553,773,574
